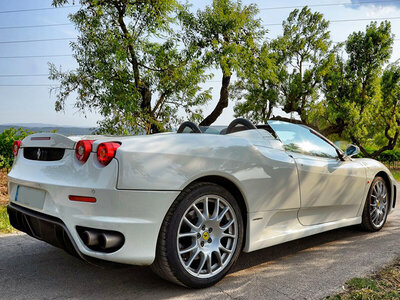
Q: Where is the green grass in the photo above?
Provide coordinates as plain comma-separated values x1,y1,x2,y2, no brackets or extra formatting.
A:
326,261,400,300
390,169,400,182
346,278,379,292
0,205,14,234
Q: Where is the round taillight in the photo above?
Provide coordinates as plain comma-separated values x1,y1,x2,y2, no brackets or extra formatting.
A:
12,140,21,157
97,142,120,166
75,140,94,163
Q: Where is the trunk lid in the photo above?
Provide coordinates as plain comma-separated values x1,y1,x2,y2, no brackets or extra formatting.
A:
21,133,102,149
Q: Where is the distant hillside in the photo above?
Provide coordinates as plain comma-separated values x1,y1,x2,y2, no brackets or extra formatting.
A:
0,124,94,136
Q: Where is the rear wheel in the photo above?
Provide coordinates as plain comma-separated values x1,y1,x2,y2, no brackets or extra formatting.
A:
361,176,389,231
151,182,243,288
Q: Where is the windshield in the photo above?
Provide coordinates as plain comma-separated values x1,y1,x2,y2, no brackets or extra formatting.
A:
199,126,227,134
268,121,339,158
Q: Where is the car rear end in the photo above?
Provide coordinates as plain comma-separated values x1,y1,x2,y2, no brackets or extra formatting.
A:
7,133,179,265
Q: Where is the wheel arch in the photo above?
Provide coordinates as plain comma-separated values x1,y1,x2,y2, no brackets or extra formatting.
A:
375,170,393,208
183,175,249,249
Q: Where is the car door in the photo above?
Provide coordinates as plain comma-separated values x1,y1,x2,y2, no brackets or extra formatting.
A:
268,121,367,225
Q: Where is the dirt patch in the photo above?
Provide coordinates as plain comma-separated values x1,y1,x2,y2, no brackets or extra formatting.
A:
327,260,400,299
0,170,8,206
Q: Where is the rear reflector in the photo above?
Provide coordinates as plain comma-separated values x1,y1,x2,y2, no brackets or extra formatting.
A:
68,195,96,203
12,140,21,156
31,137,51,141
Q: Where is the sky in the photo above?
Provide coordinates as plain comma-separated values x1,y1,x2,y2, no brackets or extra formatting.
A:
1,0,400,127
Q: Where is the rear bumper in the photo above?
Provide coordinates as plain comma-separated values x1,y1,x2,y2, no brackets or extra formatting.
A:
8,149,180,265
7,203,83,259
7,178,179,265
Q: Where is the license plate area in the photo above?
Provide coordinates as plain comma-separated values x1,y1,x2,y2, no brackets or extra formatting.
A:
14,185,46,210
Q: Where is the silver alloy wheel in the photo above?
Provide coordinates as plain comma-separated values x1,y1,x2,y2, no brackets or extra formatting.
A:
176,195,238,278
370,180,388,228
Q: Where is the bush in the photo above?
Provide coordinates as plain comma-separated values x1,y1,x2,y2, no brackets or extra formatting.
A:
0,127,34,171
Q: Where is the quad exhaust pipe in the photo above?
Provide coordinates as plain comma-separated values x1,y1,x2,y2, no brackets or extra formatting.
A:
79,228,124,252
81,230,99,246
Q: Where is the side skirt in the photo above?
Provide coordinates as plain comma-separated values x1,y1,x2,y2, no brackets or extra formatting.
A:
244,209,361,253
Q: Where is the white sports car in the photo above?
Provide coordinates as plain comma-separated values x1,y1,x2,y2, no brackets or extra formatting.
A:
7,118,398,288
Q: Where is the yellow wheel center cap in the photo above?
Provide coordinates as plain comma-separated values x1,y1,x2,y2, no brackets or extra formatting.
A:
202,232,209,241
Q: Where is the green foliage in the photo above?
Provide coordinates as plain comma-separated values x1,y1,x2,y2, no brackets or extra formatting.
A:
232,5,397,158
0,128,33,171
389,169,400,182
50,0,212,134
180,0,266,126
232,43,279,123
271,6,333,122
0,206,15,233
315,21,395,158
233,6,335,127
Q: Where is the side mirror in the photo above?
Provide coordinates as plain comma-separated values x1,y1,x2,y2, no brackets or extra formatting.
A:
345,144,360,158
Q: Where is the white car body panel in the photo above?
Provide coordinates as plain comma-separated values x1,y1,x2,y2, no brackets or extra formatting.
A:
7,127,398,265
291,152,367,226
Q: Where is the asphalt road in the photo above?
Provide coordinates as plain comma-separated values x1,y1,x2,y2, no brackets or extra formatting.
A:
1,210,399,300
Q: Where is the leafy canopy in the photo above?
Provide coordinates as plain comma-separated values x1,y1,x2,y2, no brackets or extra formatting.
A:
180,0,266,126
50,0,212,134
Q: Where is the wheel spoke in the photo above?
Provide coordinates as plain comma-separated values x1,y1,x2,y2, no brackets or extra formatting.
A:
178,232,197,239
206,254,212,274
219,245,232,254
220,219,234,231
210,198,220,220
373,184,378,195
217,207,229,222
215,250,223,266
193,205,206,222
185,248,200,267
222,233,236,239
183,216,199,231
204,197,210,219
179,243,197,254
372,212,379,223
196,252,207,275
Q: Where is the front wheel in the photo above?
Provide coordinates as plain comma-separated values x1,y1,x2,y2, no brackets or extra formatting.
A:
151,182,243,288
361,176,389,231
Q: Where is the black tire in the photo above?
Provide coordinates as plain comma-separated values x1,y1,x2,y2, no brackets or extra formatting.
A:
360,176,389,232
151,182,244,288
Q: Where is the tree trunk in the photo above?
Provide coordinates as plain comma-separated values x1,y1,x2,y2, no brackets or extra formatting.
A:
320,118,346,136
351,130,399,159
199,74,231,126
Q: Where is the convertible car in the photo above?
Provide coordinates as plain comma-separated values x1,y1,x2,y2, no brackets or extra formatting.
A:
7,118,398,288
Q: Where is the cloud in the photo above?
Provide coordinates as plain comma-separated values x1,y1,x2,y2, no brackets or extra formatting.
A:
350,0,400,9
348,0,400,17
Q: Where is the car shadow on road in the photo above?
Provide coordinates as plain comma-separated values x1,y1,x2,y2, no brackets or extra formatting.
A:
232,224,370,273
